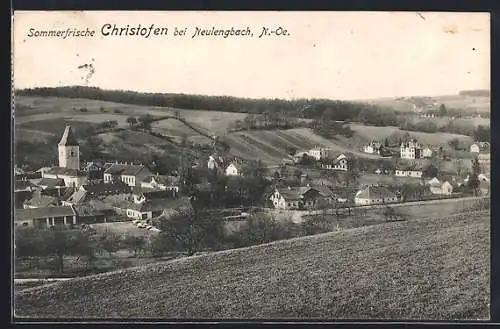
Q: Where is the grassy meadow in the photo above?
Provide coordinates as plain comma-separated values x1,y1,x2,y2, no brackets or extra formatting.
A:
15,209,489,320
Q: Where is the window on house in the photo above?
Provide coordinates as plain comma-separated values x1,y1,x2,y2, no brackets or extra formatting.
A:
22,222,28,227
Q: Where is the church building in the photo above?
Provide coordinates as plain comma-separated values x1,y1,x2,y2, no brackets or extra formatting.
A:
41,125,88,189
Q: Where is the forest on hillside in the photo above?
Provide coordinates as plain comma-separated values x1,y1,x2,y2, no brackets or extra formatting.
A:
16,86,401,123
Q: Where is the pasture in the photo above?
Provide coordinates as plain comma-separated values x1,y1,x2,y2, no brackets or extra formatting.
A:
15,96,246,136
15,210,489,320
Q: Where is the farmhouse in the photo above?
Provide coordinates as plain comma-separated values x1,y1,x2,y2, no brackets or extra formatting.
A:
319,154,348,171
395,165,423,178
14,206,77,229
104,163,152,187
400,139,423,159
269,186,320,210
428,179,454,195
141,174,180,193
354,185,399,206
41,126,88,188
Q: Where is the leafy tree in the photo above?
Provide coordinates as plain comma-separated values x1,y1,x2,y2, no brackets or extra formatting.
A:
448,138,460,151
439,104,447,116
156,208,225,256
15,228,48,268
40,228,94,273
126,116,137,127
383,206,404,222
473,125,490,143
422,164,438,178
122,235,147,256
467,157,481,196
99,233,121,256
237,213,290,246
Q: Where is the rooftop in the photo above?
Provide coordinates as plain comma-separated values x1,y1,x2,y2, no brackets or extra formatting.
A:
44,167,86,177
355,185,397,200
104,163,147,176
58,126,79,147
36,177,66,188
15,206,75,221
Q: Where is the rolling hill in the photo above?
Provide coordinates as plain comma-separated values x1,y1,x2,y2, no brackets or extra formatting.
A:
14,96,480,167
15,210,489,320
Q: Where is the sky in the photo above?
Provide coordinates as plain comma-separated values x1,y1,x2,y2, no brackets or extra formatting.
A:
12,11,490,100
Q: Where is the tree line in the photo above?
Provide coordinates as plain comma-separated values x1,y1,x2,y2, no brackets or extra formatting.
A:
16,86,401,124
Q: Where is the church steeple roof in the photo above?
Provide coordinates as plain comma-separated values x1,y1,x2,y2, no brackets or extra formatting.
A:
58,125,79,146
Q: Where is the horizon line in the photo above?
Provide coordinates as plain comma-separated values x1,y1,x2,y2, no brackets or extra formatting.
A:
13,85,491,103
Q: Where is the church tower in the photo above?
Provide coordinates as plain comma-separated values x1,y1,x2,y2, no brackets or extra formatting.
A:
58,125,80,170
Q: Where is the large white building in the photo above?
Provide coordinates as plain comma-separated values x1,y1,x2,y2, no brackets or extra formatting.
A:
308,147,332,160
400,140,423,159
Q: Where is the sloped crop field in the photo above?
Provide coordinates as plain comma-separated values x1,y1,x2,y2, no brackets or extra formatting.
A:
227,128,383,165
15,211,489,320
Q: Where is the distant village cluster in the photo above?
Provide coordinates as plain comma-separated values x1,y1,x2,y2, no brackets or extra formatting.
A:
14,123,490,232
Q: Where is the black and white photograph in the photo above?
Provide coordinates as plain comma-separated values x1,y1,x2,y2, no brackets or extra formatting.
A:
12,11,491,320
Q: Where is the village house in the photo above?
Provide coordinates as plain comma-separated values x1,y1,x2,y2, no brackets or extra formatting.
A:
103,163,152,187
395,165,423,178
427,178,454,195
140,174,180,193
73,204,107,224
112,194,190,221
62,182,132,206
269,186,320,210
225,162,241,176
400,139,423,159
41,126,88,189
14,206,77,229
354,185,399,206
319,154,348,171
470,142,490,153
308,147,332,161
